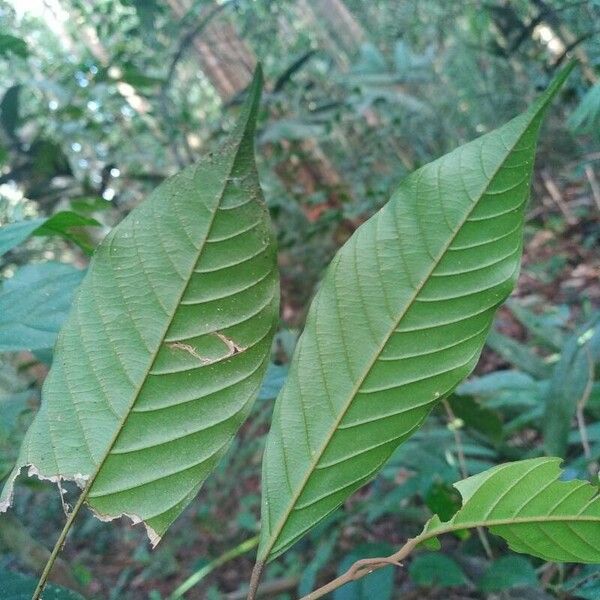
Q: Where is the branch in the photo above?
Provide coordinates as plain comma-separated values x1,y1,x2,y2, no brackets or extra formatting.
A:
163,0,236,93
552,28,600,68
159,0,237,167
298,538,421,600
272,50,317,93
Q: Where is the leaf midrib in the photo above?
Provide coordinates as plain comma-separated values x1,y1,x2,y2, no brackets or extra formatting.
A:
425,513,600,539
75,125,255,520
263,110,540,559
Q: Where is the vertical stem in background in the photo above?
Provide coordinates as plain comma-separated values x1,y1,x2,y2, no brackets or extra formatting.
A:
584,164,600,212
168,536,259,599
576,346,595,474
442,400,494,560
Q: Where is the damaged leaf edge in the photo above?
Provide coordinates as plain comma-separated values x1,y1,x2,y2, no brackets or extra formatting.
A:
0,65,265,553
0,464,162,547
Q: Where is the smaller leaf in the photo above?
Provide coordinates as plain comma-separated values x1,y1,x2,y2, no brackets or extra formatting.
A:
409,553,467,588
0,391,30,436
0,262,85,352
69,197,111,214
0,569,84,600
506,299,567,350
486,330,551,379
478,555,537,592
457,370,547,415
563,565,600,600
297,533,340,596
33,211,101,255
260,119,326,144
0,218,45,257
569,82,600,134
0,85,21,140
0,34,28,58
422,457,600,563
351,43,387,75
448,395,503,443
0,212,100,258
424,482,462,522
544,317,600,457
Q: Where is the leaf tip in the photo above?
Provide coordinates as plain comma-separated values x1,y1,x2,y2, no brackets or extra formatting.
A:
532,60,576,115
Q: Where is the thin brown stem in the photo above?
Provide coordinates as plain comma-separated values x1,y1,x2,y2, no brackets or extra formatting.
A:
443,400,493,560
247,560,265,600
299,537,420,600
227,576,299,600
32,479,92,599
584,164,600,212
300,514,600,599
443,400,468,479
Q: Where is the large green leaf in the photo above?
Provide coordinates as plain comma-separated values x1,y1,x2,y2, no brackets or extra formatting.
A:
422,457,600,563
0,67,279,544
256,65,573,563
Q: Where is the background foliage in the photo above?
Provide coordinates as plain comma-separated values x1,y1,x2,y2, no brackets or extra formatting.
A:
0,0,599,598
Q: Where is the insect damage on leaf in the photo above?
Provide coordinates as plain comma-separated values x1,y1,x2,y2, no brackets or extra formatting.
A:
0,65,279,547
167,332,246,365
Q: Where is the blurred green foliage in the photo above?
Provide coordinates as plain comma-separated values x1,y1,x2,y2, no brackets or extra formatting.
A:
0,0,599,598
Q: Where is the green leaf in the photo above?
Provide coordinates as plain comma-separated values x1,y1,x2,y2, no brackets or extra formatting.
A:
569,81,600,135
0,85,21,141
33,211,102,255
0,263,85,352
457,369,538,399
485,330,551,379
297,533,340,596
0,218,46,257
0,212,100,258
544,318,600,457
0,391,30,437
478,555,537,592
0,570,84,600
448,394,503,443
505,299,567,350
422,457,600,563
260,119,326,144
563,565,600,600
333,544,394,600
424,481,462,521
0,67,279,544
256,63,574,563
0,34,28,59
409,553,467,588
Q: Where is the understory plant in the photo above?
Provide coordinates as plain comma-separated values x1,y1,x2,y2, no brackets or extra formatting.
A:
2,60,599,600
